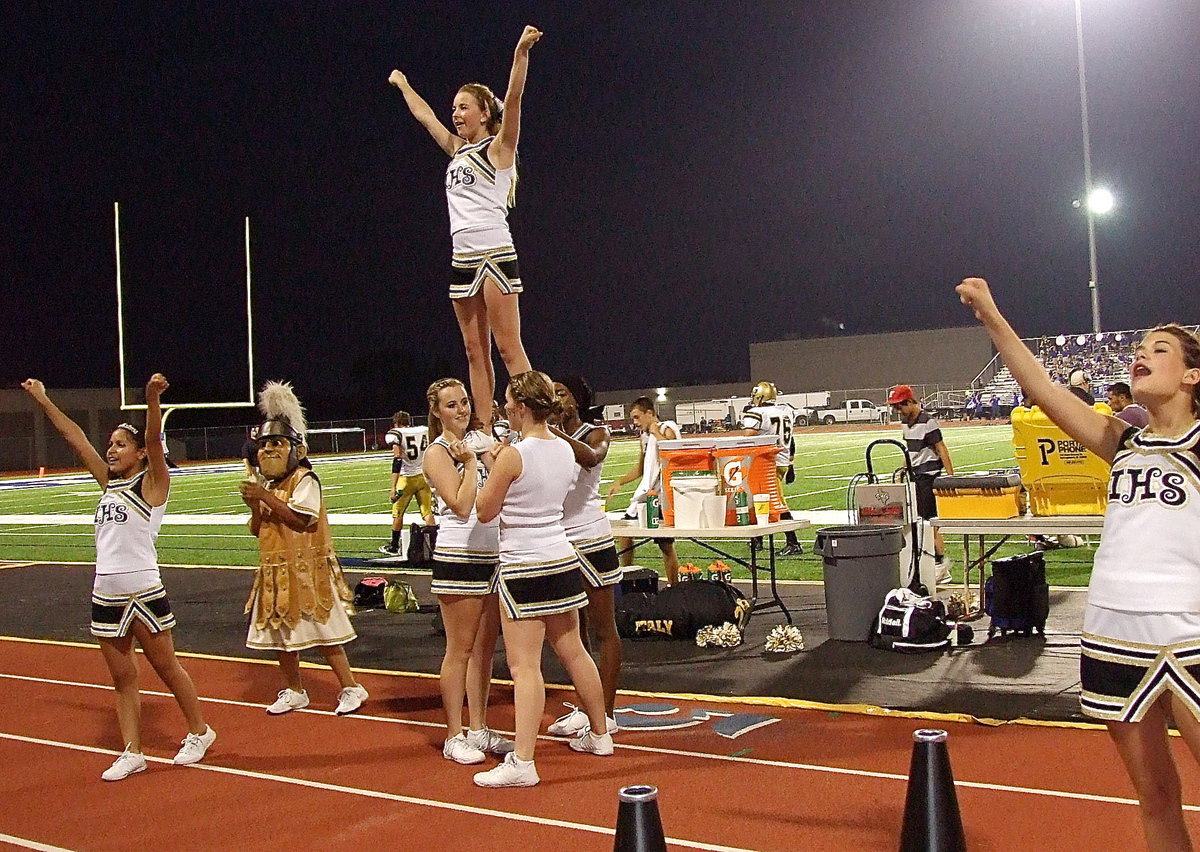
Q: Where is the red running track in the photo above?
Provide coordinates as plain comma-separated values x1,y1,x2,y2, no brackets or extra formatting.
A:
1,636,1198,851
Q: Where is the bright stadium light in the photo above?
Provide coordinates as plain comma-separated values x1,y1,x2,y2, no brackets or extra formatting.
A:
1086,187,1114,215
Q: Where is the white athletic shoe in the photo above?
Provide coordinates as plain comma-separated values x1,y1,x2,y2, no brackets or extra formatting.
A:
443,732,486,765
462,430,497,454
335,685,369,716
266,688,310,715
568,728,614,756
173,725,217,765
102,746,147,781
473,752,540,788
548,704,619,736
935,559,954,585
466,726,515,755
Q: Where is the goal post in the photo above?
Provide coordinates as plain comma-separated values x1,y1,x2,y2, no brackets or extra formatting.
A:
114,201,257,428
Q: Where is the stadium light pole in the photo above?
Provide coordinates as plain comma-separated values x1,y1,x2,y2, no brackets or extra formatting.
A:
1072,0,1106,334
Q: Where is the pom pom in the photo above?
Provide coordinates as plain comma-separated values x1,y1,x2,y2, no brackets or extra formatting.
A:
764,624,805,653
696,621,743,648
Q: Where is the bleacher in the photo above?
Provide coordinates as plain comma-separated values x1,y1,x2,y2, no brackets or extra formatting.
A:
976,325,1199,402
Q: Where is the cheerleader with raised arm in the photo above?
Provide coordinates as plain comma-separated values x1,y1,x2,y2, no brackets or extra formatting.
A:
390,26,542,446
958,277,1200,851
23,374,216,781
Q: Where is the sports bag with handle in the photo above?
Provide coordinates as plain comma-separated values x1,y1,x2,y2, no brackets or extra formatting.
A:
869,588,951,653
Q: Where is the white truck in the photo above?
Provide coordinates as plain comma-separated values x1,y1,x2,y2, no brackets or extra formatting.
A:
803,399,889,426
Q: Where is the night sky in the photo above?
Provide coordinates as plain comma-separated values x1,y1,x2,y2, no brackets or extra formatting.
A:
4,1,1198,419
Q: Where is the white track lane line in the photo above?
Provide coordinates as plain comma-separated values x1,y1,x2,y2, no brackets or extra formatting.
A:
0,731,756,852
0,834,76,851
0,671,1183,812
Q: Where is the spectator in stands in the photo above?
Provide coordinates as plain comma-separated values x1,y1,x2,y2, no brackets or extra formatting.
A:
1068,368,1096,404
1106,381,1149,429
886,384,953,581
606,396,682,585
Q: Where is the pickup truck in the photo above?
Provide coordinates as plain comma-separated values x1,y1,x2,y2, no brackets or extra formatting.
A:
801,399,889,426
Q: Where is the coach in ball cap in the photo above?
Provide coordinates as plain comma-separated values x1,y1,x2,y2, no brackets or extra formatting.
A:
886,384,954,576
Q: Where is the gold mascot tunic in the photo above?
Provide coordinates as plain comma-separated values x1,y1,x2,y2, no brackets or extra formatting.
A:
245,467,353,631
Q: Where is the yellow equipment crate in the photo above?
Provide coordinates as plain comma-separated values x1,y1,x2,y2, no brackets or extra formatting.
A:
1010,404,1112,516
933,472,1026,519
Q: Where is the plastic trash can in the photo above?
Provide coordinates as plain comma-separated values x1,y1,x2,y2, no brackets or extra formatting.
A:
815,525,904,641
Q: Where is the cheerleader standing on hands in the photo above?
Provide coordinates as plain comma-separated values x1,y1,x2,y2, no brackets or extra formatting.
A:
23,374,216,781
390,26,542,446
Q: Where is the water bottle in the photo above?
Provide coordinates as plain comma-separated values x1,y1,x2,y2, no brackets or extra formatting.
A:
646,491,662,529
734,487,751,526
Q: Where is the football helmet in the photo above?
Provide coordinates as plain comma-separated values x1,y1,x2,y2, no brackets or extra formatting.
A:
751,381,777,406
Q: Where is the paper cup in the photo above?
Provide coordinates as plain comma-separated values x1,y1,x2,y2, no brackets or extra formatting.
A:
635,502,648,526
753,494,771,526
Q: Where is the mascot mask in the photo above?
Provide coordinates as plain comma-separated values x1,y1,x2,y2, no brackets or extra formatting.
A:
255,381,308,480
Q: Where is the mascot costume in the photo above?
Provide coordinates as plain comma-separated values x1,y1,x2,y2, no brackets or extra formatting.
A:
239,381,369,716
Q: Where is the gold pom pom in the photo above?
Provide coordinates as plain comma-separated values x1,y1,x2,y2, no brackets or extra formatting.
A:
765,624,805,653
695,621,743,648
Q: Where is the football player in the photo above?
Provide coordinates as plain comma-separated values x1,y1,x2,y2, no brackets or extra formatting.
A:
730,381,804,555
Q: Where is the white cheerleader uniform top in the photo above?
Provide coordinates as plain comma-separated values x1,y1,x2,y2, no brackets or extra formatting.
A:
428,435,498,560
94,470,166,576
562,423,614,549
1088,422,1200,612
499,436,576,565
445,136,515,254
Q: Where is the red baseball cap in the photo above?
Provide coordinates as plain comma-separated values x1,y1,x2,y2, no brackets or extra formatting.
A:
887,385,914,405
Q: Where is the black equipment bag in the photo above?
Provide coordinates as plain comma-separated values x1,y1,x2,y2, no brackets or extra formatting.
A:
985,552,1049,638
615,579,749,640
406,523,438,565
353,576,388,609
869,588,951,653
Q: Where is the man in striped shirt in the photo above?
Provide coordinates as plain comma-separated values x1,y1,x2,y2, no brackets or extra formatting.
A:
887,384,955,572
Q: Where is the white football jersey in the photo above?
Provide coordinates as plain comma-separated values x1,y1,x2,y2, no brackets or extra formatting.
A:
387,426,430,477
740,403,796,466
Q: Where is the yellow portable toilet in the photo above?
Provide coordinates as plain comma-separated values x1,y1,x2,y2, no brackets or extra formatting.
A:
1010,404,1113,515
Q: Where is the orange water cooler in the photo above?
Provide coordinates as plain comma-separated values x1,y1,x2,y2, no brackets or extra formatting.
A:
658,436,783,526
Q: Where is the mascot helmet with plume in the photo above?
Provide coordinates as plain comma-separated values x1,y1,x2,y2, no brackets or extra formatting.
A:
256,381,309,474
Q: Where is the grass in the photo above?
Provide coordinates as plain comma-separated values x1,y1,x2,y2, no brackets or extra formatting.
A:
0,424,1099,585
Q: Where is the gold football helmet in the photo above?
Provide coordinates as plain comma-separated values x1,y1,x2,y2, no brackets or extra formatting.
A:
751,381,777,406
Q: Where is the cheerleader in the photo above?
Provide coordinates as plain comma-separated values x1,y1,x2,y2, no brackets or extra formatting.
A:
546,375,621,737
421,378,513,764
23,375,215,781
472,371,611,787
390,26,542,443
958,277,1200,851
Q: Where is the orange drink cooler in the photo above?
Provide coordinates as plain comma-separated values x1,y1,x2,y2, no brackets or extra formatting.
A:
658,436,782,526
1010,404,1112,515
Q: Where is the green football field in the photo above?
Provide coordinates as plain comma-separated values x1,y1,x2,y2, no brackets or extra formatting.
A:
0,424,1098,584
